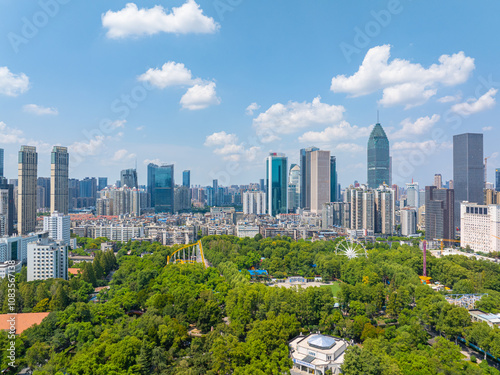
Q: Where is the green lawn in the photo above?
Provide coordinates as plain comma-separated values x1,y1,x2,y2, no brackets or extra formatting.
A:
322,281,341,297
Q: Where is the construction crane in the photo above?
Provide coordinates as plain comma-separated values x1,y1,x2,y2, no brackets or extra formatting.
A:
434,238,461,252
485,155,492,189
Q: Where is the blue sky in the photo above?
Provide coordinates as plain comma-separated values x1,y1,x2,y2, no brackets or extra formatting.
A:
0,0,499,187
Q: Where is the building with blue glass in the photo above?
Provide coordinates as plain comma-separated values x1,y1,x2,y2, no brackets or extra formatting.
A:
183,170,190,188
266,153,287,216
147,163,174,213
367,123,390,189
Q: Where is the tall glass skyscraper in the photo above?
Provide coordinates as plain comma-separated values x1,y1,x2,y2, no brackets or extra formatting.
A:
50,146,69,214
453,133,484,229
98,177,108,191
299,146,319,209
120,168,138,188
18,146,38,235
496,169,500,192
330,156,337,202
367,123,390,189
183,170,190,188
266,153,287,216
148,164,174,213
0,148,4,177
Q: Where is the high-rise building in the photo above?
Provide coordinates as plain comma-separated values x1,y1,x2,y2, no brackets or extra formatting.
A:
120,168,138,189
425,186,454,243
460,202,500,253
330,156,338,202
496,169,500,192
98,177,108,191
367,123,390,189
212,179,219,206
243,191,266,215
401,207,417,236
453,133,484,229
183,170,191,188
50,146,69,214
310,150,331,213
43,211,70,245
288,165,301,212
68,178,80,210
148,164,174,213
300,147,319,209
37,177,50,210
0,148,4,177
266,153,288,216
174,186,190,212
434,174,443,189
79,178,97,201
405,182,419,208
27,238,68,281
322,202,350,229
0,178,14,236
375,186,394,235
18,146,37,235
259,179,265,192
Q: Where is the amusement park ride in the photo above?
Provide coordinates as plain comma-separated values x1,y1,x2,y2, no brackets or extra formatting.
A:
166,240,207,268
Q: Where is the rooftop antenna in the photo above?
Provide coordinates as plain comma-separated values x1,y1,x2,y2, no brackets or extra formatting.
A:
377,110,380,124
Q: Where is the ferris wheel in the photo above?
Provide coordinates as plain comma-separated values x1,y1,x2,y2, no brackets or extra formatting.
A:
335,239,367,259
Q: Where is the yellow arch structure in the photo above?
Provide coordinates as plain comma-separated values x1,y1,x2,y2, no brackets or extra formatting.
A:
167,240,207,268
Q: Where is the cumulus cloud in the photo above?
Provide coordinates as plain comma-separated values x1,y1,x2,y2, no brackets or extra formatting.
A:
102,0,219,39
143,158,162,166
0,67,29,97
483,126,493,131
112,149,136,161
331,45,475,108
450,88,497,116
0,121,25,144
23,104,58,116
392,115,440,139
298,120,371,144
438,93,461,103
109,119,126,129
335,143,364,153
180,81,220,110
138,62,195,88
253,96,345,143
204,131,260,161
69,136,106,156
392,140,452,151
245,102,260,116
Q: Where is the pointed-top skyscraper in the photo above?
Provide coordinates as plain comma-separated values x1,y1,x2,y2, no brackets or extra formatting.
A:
367,123,390,189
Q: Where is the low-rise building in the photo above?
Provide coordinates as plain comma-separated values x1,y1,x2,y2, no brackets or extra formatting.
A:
27,238,68,281
289,333,350,375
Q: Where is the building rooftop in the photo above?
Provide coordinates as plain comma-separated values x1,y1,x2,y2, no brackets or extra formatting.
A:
0,312,50,334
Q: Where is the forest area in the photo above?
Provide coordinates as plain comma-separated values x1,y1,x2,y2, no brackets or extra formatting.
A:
2,235,500,374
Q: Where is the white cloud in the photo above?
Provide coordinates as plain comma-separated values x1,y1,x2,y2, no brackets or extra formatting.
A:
392,115,440,139
451,88,497,116
112,149,136,161
331,45,475,108
0,67,29,97
392,140,452,151
102,0,219,39
109,119,126,129
438,93,461,103
69,136,106,156
246,102,260,116
483,126,493,132
144,158,162,166
138,62,195,88
298,120,371,144
253,96,346,143
23,104,58,116
180,81,220,110
0,121,25,144
335,143,364,153
136,126,145,131
204,131,260,161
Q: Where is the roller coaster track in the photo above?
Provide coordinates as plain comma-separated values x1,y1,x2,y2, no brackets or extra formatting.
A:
166,240,207,268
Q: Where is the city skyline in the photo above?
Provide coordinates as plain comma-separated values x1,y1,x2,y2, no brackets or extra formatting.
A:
1,1,500,186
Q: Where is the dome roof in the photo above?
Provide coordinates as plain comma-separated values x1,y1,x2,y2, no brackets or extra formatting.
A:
307,334,336,349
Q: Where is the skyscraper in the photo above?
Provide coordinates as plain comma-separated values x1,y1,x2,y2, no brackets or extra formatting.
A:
300,146,319,209
43,211,70,245
434,174,442,188
453,133,484,229
330,156,338,202
50,146,69,214
367,123,390,188
148,164,174,213
288,164,300,212
183,170,191,188
266,153,287,216
98,177,108,191
37,177,50,210
425,186,455,243
496,169,500,192
18,146,37,235
0,178,14,236
0,148,4,178
405,182,419,207
120,168,138,188
310,150,331,213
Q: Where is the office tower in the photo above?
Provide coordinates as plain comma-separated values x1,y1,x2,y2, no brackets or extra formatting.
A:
401,207,417,236
434,174,443,189
50,146,69,214
148,164,174,213
37,177,50,210
330,156,338,203
27,238,68,281
349,188,364,230
461,202,500,253
362,190,375,230
485,189,500,205
120,168,138,189
98,177,108,191
115,180,121,188
174,186,190,212
405,182,419,208
425,186,454,242
68,178,80,210
43,211,70,245
375,186,394,235
183,170,191,188
322,202,350,229
0,148,3,177
288,165,300,212
453,133,484,229
18,146,37,235
310,150,331,213
259,179,265,192
266,153,288,216
212,179,219,206
0,178,14,236
300,146,319,209
496,169,500,192
243,191,266,214
80,177,97,199
367,123,390,188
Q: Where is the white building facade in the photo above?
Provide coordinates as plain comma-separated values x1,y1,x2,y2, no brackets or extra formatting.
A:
243,191,266,215
461,202,500,253
43,211,70,245
27,238,68,281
